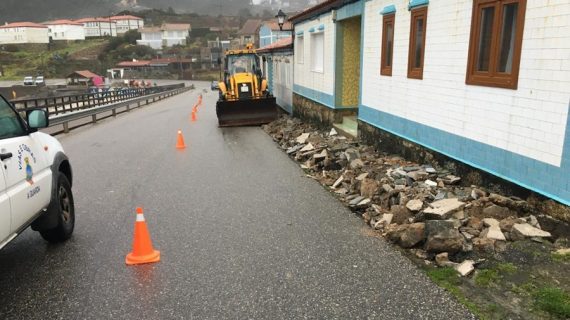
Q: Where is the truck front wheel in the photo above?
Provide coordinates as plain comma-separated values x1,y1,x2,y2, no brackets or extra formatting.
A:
40,173,75,243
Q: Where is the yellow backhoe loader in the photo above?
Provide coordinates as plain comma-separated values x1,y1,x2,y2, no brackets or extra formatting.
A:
216,44,278,126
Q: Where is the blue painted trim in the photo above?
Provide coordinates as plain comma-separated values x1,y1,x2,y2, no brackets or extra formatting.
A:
293,84,335,109
409,0,428,10
336,0,364,21
309,27,315,33
267,57,274,92
318,24,325,31
381,5,396,15
296,31,304,36
358,105,570,206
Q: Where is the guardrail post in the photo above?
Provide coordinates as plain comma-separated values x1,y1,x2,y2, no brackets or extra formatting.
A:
92,114,97,123
63,122,69,133
126,104,130,112
112,108,117,117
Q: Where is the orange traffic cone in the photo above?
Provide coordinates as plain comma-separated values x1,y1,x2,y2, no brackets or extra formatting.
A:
191,110,197,122
125,207,160,266
192,105,198,113
176,130,186,149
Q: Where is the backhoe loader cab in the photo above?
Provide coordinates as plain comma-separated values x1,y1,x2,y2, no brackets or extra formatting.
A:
216,45,278,127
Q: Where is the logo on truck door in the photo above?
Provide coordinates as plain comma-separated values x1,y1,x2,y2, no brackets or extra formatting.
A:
16,144,36,185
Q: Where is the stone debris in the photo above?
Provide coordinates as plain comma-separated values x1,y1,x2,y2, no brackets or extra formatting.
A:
424,199,466,220
481,226,506,241
332,176,344,189
263,116,565,275
296,133,310,144
455,260,475,276
511,223,552,239
300,143,314,152
406,199,423,212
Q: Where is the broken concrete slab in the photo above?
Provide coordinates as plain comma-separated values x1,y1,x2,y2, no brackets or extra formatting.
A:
425,180,438,187
481,226,506,241
300,143,315,152
296,133,310,144
482,218,500,228
406,199,423,212
512,223,552,239
455,260,475,276
349,196,365,206
332,176,344,189
424,198,466,220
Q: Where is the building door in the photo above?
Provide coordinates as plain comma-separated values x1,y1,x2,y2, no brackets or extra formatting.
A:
335,16,362,109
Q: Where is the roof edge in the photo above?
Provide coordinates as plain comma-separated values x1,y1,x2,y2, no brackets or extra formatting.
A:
289,0,359,24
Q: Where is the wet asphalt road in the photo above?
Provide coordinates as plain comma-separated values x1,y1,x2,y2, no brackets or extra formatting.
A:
0,82,474,319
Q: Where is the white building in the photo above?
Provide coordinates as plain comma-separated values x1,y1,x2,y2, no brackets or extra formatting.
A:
43,20,85,41
75,17,117,37
258,37,294,114
110,15,144,34
0,22,49,44
290,0,570,206
137,23,191,49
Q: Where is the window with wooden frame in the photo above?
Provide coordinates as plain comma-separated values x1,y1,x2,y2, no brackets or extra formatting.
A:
381,14,395,76
407,6,428,79
466,0,526,89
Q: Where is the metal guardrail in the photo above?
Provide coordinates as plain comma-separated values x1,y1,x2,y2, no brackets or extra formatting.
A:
42,85,191,134
10,83,186,116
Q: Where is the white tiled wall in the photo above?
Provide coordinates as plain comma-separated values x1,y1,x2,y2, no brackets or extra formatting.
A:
294,13,336,96
361,0,570,166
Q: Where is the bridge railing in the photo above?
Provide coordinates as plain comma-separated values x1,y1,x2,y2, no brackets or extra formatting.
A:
10,83,186,116
9,83,191,135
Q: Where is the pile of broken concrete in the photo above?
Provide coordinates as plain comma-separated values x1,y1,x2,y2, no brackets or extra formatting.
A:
264,116,564,276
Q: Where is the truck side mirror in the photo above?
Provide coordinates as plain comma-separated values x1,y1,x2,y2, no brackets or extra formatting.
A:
27,109,49,130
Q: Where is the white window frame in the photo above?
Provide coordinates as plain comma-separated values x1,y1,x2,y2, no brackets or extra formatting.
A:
310,31,324,73
296,35,304,64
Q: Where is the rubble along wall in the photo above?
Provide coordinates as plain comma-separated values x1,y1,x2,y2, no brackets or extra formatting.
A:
293,93,356,128
358,120,570,223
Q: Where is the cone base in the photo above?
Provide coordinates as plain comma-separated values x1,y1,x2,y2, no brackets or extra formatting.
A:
125,250,161,265
176,145,186,149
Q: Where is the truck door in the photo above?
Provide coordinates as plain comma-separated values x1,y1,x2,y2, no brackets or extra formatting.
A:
0,96,51,233
0,161,11,245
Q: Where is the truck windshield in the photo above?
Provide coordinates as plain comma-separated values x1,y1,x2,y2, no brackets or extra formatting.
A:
0,97,26,139
227,54,259,75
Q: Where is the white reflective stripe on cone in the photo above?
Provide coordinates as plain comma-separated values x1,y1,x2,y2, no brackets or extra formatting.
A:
136,214,145,222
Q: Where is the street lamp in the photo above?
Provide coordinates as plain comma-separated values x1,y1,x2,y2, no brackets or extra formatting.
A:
275,9,287,31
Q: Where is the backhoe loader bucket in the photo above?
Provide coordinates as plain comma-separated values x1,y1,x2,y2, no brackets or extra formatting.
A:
216,96,278,127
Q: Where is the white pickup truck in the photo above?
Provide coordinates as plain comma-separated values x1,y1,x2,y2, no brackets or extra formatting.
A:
0,94,75,249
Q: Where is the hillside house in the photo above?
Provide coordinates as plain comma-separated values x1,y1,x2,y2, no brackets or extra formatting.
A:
43,20,85,41
75,17,117,37
290,0,570,206
259,21,293,47
110,15,144,34
237,19,262,47
137,23,191,49
0,22,49,44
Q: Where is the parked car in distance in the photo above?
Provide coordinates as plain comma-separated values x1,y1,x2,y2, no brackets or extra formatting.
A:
211,80,219,91
34,76,45,86
23,76,34,86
